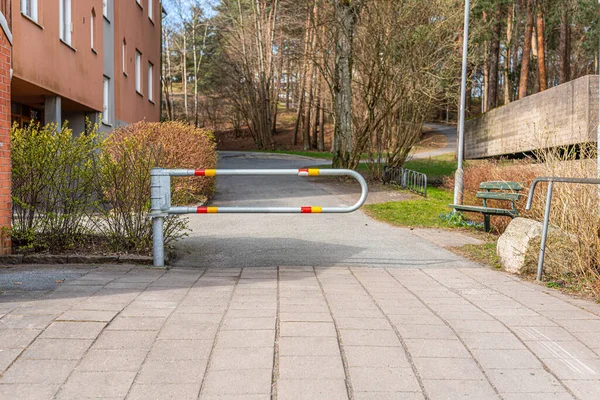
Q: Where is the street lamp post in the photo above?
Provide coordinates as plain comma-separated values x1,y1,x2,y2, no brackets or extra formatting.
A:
454,0,471,206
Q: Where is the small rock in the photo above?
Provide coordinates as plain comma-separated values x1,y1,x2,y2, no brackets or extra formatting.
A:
497,217,575,275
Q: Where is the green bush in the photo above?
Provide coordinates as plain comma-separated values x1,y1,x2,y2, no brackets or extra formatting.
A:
11,121,101,251
10,120,215,255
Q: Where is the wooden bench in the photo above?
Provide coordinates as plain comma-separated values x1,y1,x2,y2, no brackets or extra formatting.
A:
450,181,524,232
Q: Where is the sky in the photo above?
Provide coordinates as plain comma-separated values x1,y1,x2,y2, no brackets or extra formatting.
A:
162,0,217,22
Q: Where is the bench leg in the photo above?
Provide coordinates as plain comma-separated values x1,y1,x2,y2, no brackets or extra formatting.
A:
483,215,491,233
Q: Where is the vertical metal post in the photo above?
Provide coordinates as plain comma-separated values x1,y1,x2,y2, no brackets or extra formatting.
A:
150,168,165,268
598,1,600,205
537,181,554,281
454,0,470,206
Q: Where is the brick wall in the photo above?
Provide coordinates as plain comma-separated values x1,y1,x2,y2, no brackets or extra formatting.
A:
0,24,10,254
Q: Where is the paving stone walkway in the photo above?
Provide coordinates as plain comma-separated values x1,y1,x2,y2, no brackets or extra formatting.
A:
1,265,600,399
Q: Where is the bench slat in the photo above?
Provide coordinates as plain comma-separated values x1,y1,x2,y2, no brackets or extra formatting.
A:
450,204,518,217
479,181,523,191
476,192,522,201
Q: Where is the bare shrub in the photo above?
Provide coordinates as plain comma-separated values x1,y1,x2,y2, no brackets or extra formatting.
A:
95,121,217,253
107,121,217,204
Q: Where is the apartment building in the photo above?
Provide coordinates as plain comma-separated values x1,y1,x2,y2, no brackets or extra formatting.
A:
11,0,162,134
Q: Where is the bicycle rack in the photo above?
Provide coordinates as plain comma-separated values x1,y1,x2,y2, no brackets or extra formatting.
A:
150,168,369,267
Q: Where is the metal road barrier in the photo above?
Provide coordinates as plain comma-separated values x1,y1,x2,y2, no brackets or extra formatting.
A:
150,167,369,267
526,177,600,281
383,167,427,197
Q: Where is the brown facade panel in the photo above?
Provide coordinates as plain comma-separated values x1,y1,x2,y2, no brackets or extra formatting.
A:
12,0,103,112
115,0,160,124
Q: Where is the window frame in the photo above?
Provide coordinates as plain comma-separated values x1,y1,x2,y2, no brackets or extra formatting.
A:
103,76,110,125
148,0,153,22
21,0,38,22
135,50,142,95
148,62,154,102
59,0,72,45
122,39,127,75
90,9,96,51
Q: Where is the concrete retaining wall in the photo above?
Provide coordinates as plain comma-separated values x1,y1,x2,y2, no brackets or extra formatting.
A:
465,75,599,159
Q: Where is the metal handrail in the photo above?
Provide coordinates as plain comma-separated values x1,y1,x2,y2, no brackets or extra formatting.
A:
150,168,369,267
526,177,600,281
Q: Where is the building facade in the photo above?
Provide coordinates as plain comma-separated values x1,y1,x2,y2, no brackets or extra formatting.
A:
0,1,11,254
11,0,162,135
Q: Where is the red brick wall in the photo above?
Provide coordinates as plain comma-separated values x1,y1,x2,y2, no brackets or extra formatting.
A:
0,25,10,254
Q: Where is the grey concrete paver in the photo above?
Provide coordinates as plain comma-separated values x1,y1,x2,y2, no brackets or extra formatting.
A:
39,321,106,340
127,383,201,400
0,383,61,400
210,347,274,370
277,379,349,400
20,338,93,360
136,359,208,384
2,265,600,399
76,349,148,372
278,336,340,356
147,339,213,361
0,359,77,384
201,369,273,396
56,370,137,399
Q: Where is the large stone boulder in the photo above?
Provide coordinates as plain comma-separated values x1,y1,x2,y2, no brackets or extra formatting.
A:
497,217,575,275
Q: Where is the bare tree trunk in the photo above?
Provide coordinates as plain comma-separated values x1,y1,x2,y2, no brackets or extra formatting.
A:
559,6,570,84
312,72,321,150
192,27,199,126
487,6,502,110
318,94,325,151
482,11,489,113
332,0,360,168
303,52,315,150
536,4,547,91
504,3,514,105
518,0,534,99
294,3,313,146
285,57,291,110
183,34,189,120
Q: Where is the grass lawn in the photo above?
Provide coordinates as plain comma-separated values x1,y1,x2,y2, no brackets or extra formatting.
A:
364,187,458,229
403,154,457,184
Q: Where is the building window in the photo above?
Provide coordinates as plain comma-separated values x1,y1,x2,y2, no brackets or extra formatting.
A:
103,0,108,18
103,77,110,124
122,39,127,74
21,0,38,22
59,0,72,45
90,9,96,50
148,0,153,21
148,62,154,102
135,51,142,94
136,0,142,7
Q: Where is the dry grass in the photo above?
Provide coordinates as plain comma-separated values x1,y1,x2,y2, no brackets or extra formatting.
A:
446,144,600,296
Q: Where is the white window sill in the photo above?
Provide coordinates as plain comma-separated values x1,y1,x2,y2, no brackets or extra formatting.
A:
21,13,44,30
60,39,77,52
